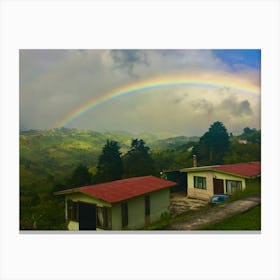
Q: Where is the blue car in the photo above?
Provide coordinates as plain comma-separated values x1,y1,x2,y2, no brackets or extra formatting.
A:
209,194,229,205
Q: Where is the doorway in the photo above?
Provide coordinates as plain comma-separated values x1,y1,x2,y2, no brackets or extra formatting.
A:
213,178,224,194
79,202,96,230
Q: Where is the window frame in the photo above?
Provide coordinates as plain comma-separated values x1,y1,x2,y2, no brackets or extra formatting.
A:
67,200,79,222
96,206,112,230
226,180,242,194
193,176,207,189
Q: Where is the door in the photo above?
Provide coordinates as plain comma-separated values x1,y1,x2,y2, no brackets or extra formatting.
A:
213,178,224,194
79,202,96,230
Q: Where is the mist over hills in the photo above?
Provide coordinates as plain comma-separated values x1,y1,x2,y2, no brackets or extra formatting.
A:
20,128,199,192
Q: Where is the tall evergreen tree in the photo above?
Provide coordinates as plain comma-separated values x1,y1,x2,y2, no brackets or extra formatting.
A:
192,121,230,165
123,139,155,178
68,164,92,187
95,140,123,183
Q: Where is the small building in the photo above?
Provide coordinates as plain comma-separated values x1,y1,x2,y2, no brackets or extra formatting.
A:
238,139,248,144
180,162,261,200
161,170,187,194
55,176,176,230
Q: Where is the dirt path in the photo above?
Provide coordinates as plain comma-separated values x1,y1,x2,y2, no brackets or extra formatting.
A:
170,193,208,217
165,195,261,230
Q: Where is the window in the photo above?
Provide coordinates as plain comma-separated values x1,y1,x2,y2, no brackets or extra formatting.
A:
226,180,242,194
67,200,79,221
194,176,206,189
96,207,112,229
145,196,150,217
121,202,128,228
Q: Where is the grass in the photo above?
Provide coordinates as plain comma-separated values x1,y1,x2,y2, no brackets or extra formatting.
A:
200,205,261,230
228,179,261,201
142,205,211,230
143,179,261,230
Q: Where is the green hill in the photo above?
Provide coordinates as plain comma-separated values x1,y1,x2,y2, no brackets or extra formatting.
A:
20,128,198,192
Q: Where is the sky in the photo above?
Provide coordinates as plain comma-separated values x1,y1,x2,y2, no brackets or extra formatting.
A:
20,49,261,136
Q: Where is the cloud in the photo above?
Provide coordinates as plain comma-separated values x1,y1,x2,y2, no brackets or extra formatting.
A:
20,49,261,135
191,99,214,114
172,92,189,104
220,97,253,116
110,50,149,77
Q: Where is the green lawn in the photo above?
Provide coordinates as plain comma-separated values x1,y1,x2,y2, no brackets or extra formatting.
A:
201,205,261,230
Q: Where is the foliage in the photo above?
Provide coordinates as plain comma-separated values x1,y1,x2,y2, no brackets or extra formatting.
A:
151,143,195,173
20,190,66,230
201,205,261,230
192,121,230,165
123,139,155,178
95,140,123,183
223,140,260,164
240,127,261,144
67,164,92,187
19,127,261,230
228,179,261,201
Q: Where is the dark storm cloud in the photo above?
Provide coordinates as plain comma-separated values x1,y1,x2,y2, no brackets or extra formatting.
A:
173,92,189,104
191,99,214,114
110,50,149,76
220,98,253,116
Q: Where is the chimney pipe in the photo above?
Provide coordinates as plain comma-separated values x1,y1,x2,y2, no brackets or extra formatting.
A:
193,155,197,167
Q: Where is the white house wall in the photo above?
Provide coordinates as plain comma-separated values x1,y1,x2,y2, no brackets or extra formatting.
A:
187,170,247,200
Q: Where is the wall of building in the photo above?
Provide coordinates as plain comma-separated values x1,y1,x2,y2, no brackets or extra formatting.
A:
187,171,214,200
65,188,171,230
212,171,246,192
66,193,111,207
111,188,170,230
68,221,104,231
150,188,170,223
65,193,111,231
187,170,246,200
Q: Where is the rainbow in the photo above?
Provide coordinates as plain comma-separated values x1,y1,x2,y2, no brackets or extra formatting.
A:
53,73,260,128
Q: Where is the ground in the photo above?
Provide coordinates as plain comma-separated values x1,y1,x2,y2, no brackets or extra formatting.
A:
167,193,260,230
169,193,208,216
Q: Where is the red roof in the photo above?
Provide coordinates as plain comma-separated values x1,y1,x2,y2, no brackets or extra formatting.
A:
56,176,176,203
213,162,261,177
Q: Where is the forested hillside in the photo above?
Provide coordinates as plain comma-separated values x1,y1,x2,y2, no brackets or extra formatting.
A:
19,125,260,230
20,128,200,191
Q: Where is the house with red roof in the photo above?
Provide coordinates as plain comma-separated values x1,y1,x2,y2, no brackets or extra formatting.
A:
55,176,176,230
180,162,261,200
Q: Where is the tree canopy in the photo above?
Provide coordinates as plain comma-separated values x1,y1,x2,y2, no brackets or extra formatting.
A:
192,121,230,165
68,164,92,187
95,140,123,183
123,139,155,178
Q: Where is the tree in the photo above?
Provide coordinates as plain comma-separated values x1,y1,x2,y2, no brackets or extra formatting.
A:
123,139,155,178
95,140,123,183
223,141,260,164
68,164,92,187
241,127,261,144
193,121,230,165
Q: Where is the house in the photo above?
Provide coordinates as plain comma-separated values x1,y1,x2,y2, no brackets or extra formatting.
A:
180,161,261,200
160,170,187,193
238,139,248,144
55,176,176,230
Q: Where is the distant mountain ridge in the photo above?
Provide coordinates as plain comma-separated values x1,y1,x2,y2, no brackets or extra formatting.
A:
20,128,199,192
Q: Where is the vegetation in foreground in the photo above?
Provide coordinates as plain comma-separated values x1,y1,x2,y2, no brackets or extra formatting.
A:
200,205,261,230
20,122,261,230
143,179,261,230
228,179,261,201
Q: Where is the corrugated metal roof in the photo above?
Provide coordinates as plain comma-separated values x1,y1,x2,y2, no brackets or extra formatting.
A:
55,176,176,203
181,161,261,178
213,162,261,177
